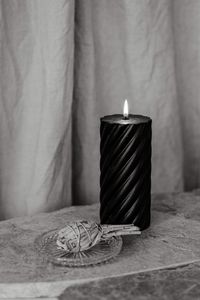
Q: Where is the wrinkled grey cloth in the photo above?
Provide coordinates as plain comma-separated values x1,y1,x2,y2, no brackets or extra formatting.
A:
0,0,197,219
73,0,183,205
0,0,74,218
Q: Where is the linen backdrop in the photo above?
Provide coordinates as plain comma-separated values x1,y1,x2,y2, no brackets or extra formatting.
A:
0,0,198,219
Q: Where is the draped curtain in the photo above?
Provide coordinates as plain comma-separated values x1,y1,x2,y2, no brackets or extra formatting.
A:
0,0,198,219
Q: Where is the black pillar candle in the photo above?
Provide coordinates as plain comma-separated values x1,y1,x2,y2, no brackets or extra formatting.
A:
100,107,152,230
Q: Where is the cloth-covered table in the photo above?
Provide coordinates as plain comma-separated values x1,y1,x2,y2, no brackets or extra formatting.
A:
1,191,200,299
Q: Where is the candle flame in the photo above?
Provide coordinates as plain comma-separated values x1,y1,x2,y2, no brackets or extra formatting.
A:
123,99,129,118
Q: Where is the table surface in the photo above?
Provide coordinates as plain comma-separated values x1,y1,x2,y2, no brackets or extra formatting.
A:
1,190,200,299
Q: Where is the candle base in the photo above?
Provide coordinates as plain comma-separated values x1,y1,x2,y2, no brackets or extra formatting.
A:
100,196,151,231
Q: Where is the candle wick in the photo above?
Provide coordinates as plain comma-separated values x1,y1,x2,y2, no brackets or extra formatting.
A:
123,116,129,120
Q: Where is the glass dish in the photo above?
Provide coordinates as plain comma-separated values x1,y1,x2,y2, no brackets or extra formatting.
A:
35,228,123,267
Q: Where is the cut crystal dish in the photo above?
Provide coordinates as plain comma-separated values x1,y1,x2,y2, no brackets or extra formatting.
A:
35,229,123,267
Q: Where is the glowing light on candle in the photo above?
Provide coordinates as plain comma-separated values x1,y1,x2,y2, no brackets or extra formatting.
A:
123,99,129,119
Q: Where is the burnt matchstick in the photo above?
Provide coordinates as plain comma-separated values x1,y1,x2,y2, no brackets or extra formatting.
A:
101,224,140,237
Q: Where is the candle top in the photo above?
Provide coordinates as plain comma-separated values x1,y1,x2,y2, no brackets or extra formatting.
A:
101,114,151,125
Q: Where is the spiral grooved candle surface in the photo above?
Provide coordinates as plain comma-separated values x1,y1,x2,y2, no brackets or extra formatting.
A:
100,114,152,230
